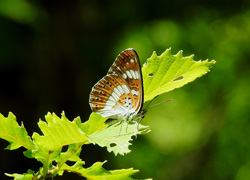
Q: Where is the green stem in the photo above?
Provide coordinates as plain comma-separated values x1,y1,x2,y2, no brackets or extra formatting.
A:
60,143,83,168
54,142,85,173
42,151,51,178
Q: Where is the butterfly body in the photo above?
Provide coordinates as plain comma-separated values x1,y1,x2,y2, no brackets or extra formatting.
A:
89,48,144,129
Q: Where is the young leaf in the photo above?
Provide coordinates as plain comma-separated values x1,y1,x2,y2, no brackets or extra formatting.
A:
5,169,34,180
32,112,89,151
31,112,89,164
80,112,107,135
58,143,82,163
31,145,62,165
142,48,216,102
0,112,35,150
89,121,150,155
60,161,146,180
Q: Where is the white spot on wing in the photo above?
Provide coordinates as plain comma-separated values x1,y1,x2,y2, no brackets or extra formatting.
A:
98,101,137,118
132,89,139,96
130,70,136,79
100,105,114,115
122,73,127,79
111,91,119,101
106,99,115,106
126,71,132,79
117,85,123,94
113,87,121,97
135,71,139,79
130,59,134,63
109,95,116,102
121,84,130,94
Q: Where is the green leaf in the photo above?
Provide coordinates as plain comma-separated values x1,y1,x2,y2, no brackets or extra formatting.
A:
32,112,88,151
89,121,150,155
59,143,82,162
31,112,89,164
80,112,107,135
142,48,216,102
5,170,34,180
31,145,62,164
0,0,37,24
60,161,147,180
0,112,35,150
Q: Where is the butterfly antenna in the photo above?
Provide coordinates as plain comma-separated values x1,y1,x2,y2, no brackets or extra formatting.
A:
147,99,172,109
144,95,159,110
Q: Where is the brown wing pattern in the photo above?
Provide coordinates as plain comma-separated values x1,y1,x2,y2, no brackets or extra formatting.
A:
89,48,143,118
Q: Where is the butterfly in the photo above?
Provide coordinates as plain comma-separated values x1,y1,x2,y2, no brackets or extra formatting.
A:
89,48,146,135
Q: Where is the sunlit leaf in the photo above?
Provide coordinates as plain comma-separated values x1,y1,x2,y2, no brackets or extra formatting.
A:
5,169,34,180
0,112,35,150
31,112,88,163
80,112,107,135
32,112,88,150
58,143,83,163
89,119,150,155
142,48,216,102
60,161,148,180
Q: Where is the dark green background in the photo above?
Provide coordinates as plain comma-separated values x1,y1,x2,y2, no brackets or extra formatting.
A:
0,0,250,179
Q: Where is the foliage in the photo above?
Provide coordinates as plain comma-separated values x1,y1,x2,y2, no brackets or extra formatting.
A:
142,48,215,102
0,49,215,179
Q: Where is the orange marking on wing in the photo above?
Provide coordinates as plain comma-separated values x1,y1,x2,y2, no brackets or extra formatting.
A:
114,49,140,71
132,94,138,108
112,93,136,110
130,79,140,90
89,97,106,112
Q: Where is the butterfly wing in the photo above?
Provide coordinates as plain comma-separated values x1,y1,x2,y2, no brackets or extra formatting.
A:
89,48,143,119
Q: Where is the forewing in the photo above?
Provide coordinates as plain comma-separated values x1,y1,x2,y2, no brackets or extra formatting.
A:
108,48,144,112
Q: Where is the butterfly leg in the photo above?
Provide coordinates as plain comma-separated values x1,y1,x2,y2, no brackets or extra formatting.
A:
130,120,138,138
137,117,143,131
125,121,129,133
117,121,125,137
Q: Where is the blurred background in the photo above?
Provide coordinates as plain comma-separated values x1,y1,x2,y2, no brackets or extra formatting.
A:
0,0,250,179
